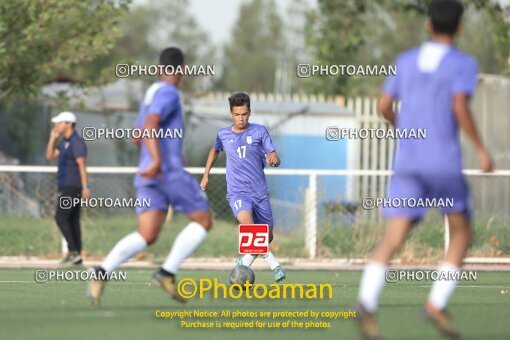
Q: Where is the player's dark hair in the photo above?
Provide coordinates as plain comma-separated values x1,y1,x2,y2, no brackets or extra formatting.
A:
159,47,185,67
428,0,464,35
228,92,251,111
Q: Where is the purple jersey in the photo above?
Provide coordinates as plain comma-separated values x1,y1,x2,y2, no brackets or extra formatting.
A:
134,81,184,187
382,42,479,175
214,123,275,198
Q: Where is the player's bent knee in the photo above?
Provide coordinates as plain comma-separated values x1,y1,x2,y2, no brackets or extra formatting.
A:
147,236,158,245
200,217,213,231
138,226,160,245
189,210,213,231
236,210,254,224
141,233,158,245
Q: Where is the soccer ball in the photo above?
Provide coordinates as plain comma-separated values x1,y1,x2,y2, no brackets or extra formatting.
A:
229,265,255,288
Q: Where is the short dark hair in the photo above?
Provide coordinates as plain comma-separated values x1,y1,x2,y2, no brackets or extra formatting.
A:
428,0,464,35
228,92,251,111
159,47,185,67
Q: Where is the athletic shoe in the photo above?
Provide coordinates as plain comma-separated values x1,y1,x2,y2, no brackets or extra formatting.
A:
355,302,382,340
87,267,107,308
61,251,82,265
273,266,286,282
152,270,186,303
422,302,460,338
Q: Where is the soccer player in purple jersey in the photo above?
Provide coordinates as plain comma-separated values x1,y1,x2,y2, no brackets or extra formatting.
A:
200,92,286,282
356,1,494,339
87,47,213,307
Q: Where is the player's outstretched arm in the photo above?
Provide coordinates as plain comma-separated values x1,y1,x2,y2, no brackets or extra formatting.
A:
201,147,220,190
266,151,280,167
378,94,396,126
453,94,494,172
139,114,162,178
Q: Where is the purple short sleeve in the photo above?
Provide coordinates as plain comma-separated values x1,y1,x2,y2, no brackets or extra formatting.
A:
382,58,400,98
213,133,223,151
261,127,275,154
148,89,178,118
452,58,478,96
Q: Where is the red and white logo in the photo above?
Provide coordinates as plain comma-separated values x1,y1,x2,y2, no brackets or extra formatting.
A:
238,224,269,254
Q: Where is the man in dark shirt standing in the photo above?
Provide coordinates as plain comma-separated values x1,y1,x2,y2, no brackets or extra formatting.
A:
46,111,90,265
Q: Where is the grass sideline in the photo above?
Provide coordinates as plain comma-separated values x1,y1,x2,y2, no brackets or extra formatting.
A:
0,215,306,259
0,212,508,260
0,269,508,339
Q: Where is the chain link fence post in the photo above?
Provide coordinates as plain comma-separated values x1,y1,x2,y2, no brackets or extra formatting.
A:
305,174,317,259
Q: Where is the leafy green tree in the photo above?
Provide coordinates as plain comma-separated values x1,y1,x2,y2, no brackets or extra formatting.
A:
0,0,130,99
282,0,315,95
305,0,371,95
73,5,159,89
218,0,284,93
62,0,216,95
381,0,510,75
146,0,217,93
305,0,510,96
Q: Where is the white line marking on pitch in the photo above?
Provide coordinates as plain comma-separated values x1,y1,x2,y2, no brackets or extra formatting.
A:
0,280,150,285
0,281,508,290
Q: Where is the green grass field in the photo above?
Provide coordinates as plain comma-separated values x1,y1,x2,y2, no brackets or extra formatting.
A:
1,213,508,260
0,269,508,340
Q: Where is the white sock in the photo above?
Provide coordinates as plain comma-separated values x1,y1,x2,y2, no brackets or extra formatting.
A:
428,262,460,310
242,254,258,266
262,251,280,270
101,232,147,274
358,261,387,313
162,222,208,274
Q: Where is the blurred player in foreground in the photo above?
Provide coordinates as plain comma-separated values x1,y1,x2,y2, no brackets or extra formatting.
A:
200,92,286,282
356,1,494,339
88,47,212,307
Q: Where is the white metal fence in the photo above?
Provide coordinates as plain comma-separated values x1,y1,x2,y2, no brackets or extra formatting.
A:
0,165,509,263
